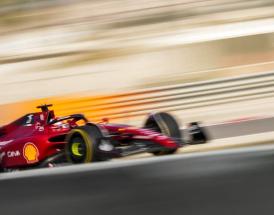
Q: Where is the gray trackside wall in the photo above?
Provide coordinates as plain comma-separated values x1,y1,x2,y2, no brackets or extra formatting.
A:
1,147,274,215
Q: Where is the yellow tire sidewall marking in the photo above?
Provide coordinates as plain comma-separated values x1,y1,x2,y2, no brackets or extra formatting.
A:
71,142,82,156
66,129,93,163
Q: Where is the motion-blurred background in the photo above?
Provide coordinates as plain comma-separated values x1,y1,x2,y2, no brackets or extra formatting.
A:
0,0,273,125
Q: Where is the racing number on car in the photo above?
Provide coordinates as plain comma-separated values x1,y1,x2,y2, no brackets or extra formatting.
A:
23,142,39,163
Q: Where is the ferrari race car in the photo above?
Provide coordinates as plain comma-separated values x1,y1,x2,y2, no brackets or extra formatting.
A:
0,104,207,171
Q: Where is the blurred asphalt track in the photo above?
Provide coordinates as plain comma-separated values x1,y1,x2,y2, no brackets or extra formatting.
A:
1,144,274,215
1,117,274,214
205,116,274,139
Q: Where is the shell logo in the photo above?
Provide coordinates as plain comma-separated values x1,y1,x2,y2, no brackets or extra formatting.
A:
23,142,39,163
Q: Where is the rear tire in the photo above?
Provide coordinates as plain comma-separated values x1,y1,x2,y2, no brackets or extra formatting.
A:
65,125,104,164
144,112,181,155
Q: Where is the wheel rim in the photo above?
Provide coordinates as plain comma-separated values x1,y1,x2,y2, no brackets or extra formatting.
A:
71,142,83,156
68,136,87,163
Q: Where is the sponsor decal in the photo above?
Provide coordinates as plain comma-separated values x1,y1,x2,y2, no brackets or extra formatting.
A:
23,143,39,163
35,122,44,132
7,150,20,158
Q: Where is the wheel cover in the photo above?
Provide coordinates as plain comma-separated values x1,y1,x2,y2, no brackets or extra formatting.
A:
71,142,83,156
69,136,87,163
66,129,93,163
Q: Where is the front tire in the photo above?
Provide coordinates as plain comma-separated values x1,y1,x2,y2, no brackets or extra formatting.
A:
65,125,104,164
144,112,181,155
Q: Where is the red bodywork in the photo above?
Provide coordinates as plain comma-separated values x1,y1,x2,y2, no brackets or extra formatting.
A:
0,110,69,168
0,108,179,169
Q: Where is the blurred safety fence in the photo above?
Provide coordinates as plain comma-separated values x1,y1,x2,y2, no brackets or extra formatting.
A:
1,0,274,60
1,0,273,35
1,69,274,126
1,32,273,105
0,0,274,125
44,70,274,122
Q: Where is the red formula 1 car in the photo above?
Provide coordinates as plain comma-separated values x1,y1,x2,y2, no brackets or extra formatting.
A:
0,104,208,171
